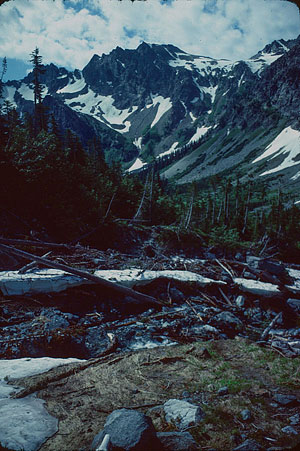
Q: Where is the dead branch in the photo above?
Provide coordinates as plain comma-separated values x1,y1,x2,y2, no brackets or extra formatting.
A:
0,243,162,306
13,334,119,399
261,312,282,341
18,251,52,274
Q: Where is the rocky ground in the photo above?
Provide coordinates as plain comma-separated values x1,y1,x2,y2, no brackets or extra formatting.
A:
0,238,300,450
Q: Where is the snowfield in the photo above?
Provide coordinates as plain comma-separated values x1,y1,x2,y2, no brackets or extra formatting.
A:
252,127,300,177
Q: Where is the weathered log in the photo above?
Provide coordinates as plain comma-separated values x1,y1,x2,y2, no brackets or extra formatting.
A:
0,243,161,306
0,237,71,250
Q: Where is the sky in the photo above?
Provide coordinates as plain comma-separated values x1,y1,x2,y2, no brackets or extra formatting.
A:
0,0,299,81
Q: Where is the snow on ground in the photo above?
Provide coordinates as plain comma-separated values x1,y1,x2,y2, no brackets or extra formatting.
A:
18,83,34,101
57,73,85,93
190,111,197,122
234,278,280,297
252,127,300,177
0,269,85,296
148,95,172,128
202,86,218,103
133,137,142,150
245,52,283,74
96,95,138,126
127,158,147,173
0,357,82,451
65,90,138,131
1,86,17,107
188,126,211,144
169,53,233,75
292,171,300,181
0,268,224,296
159,141,179,158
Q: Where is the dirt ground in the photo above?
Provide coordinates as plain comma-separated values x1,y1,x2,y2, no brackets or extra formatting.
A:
9,337,300,451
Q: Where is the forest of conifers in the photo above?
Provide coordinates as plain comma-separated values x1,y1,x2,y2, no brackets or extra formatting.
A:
0,53,299,261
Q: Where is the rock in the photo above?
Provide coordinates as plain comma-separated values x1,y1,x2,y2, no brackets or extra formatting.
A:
246,256,260,269
163,399,204,429
42,308,72,332
218,386,229,396
210,311,243,335
281,425,298,435
289,413,300,425
169,287,185,302
287,298,300,313
157,431,198,450
273,394,298,407
235,295,246,308
187,324,220,339
259,260,287,277
235,253,245,262
90,409,160,451
233,439,262,450
240,409,252,421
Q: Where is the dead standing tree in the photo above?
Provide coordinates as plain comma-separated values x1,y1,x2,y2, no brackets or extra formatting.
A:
131,166,154,224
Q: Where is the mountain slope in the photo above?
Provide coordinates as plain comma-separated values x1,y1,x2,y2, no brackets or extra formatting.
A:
1,36,299,190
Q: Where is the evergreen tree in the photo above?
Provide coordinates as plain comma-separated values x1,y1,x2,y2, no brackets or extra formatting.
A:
30,47,46,134
0,56,7,99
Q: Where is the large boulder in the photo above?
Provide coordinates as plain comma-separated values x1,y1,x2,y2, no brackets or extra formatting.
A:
90,409,160,450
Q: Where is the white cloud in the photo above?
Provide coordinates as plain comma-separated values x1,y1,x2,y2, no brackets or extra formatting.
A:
0,0,298,72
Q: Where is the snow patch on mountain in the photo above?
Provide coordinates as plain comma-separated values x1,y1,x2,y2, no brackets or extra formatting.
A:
169,53,233,75
128,157,147,172
190,111,197,122
57,74,85,93
159,141,179,158
148,95,172,128
1,86,17,107
188,126,211,144
18,83,34,101
252,127,300,177
66,90,138,131
202,86,218,103
246,52,283,74
133,137,142,150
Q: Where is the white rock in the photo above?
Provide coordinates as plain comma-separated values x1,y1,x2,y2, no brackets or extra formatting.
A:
163,399,204,429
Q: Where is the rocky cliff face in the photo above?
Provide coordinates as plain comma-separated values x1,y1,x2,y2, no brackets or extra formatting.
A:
1,35,300,189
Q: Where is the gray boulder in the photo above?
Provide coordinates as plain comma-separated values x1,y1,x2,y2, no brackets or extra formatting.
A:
209,311,243,335
273,394,298,406
163,399,204,429
90,409,160,451
287,298,300,313
157,431,198,450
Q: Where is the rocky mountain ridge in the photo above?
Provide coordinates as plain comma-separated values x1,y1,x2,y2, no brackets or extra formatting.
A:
1,35,300,189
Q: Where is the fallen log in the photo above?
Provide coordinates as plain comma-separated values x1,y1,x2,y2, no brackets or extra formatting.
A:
0,237,71,250
0,243,161,306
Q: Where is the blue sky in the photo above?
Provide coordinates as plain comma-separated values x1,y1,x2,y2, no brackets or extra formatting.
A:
0,0,299,81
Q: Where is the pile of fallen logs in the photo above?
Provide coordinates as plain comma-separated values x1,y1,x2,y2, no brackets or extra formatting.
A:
0,237,299,359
